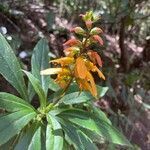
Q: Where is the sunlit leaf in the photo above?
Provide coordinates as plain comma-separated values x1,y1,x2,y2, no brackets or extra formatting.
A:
0,33,28,101
23,70,46,108
0,92,35,112
57,109,131,146
46,114,63,150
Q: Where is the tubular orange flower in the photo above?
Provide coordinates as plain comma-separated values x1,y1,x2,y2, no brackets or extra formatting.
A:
50,57,74,66
86,71,97,97
92,66,105,80
92,35,104,46
77,79,93,94
75,57,88,79
85,60,105,80
87,50,103,67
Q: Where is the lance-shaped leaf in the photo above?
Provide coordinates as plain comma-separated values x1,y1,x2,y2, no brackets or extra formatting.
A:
23,71,46,108
15,123,41,150
57,109,131,146
46,114,63,150
0,92,35,112
0,109,36,145
0,33,28,101
58,118,83,150
58,117,98,150
31,39,50,95
78,131,98,150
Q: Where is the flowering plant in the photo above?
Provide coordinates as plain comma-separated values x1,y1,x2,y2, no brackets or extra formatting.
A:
0,11,131,149
41,11,105,98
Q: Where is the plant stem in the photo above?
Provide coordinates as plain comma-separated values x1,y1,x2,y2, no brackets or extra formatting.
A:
54,78,73,105
45,77,73,112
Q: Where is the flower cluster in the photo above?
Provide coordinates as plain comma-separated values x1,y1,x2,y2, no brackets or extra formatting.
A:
41,11,105,97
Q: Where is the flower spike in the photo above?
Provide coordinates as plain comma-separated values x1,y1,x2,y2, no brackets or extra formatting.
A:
41,11,105,97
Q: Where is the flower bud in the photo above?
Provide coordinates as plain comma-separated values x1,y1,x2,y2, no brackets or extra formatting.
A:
63,39,81,47
70,27,86,35
85,21,93,29
90,27,103,35
64,46,80,56
92,35,104,46
87,50,103,67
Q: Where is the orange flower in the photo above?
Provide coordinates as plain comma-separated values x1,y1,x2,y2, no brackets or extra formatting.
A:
50,57,74,66
85,60,105,80
92,35,104,46
41,11,106,98
87,50,103,67
64,47,80,57
41,67,72,88
74,57,105,97
86,71,97,97
55,73,72,88
76,78,93,95
75,57,88,79
63,39,81,47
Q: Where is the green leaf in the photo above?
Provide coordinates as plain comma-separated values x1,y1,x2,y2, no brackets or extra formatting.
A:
46,124,54,150
78,131,98,150
0,136,17,150
57,109,131,146
76,126,103,143
48,84,79,102
88,102,111,125
58,118,98,150
48,78,60,92
23,70,46,108
15,123,41,150
31,39,50,95
0,33,28,101
46,114,63,150
58,118,83,150
28,127,41,150
0,109,36,145
97,86,109,98
29,39,59,101
61,91,92,104
0,92,35,112
52,85,108,104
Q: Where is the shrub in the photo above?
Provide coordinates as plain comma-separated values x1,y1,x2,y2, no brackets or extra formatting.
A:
0,11,131,149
